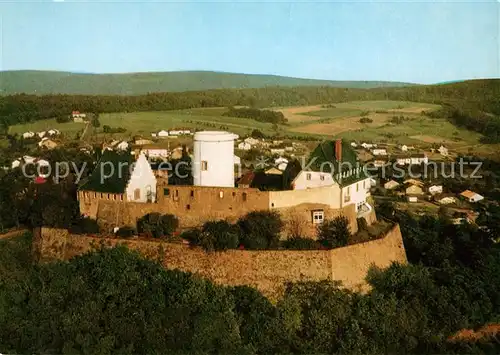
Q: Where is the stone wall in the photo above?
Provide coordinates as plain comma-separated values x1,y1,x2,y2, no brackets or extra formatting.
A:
33,223,407,300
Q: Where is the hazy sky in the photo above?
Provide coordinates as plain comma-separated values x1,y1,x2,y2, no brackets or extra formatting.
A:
0,0,498,84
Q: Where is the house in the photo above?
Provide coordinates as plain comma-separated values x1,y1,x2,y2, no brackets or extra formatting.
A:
284,146,294,152
369,178,377,187
275,157,288,165
405,184,424,195
460,190,484,203
72,111,87,122
244,137,260,146
436,194,456,205
403,178,424,187
395,153,428,166
79,150,157,203
371,148,387,156
151,133,157,138
238,141,252,151
384,180,400,190
169,130,183,136
115,141,130,151
37,131,46,138
157,130,169,138
438,145,449,156
138,145,169,159
428,185,443,195
22,131,35,139
372,159,388,168
237,171,255,188
47,129,60,136
135,138,154,146
350,142,357,148
361,142,374,149
38,138,58,150
265,167,283,175
11,159,21,169
291,139,372,214
270,148,285,155
400,145,408,152
170,147,184,160
407,196,418,203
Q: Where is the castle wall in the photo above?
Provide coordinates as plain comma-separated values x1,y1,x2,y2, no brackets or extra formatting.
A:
269,185,342,209
33,223,406,300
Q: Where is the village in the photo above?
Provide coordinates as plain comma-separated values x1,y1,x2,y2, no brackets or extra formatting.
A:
3,109,492,239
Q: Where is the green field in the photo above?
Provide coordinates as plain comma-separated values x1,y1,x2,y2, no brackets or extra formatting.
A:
8,119,86,138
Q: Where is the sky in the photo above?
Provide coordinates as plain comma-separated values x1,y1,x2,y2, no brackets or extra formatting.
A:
0,0,498,84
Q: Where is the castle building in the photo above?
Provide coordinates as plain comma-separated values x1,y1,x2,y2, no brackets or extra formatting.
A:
77,132,375,237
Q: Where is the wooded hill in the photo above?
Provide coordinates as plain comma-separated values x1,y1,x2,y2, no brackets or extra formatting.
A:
0,70,415,95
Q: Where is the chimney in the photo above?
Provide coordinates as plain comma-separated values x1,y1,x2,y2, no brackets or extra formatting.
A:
335,139,342,162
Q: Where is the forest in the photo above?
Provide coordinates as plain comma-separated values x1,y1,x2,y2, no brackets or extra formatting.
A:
1,79,500,141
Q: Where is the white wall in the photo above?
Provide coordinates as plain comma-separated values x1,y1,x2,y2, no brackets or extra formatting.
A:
126,153,157,203
143,148,169,158
193,131,238,187
292,171,336,190
269,185,342,209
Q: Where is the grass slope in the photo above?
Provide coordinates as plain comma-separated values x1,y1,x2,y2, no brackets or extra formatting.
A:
0,70,416,95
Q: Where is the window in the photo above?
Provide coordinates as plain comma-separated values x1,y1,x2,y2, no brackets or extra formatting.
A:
175,190,179,198
134,189,141,200
306,173,312,180
201,161,208,171
363,181,366,189
242,192,247,201
320,174,325,181
186,204,191,210
163,188,170,196
312,210,324,224
356,183,359,192
347,187,351,194
219,191,224,198
190,190,194,197
232,192,236,197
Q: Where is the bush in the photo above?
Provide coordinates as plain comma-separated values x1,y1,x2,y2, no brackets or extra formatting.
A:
200,220,240,251
56,115,71,123
282,237,320,250
180,228,201,244
359,117,373,124
317,216,351,248
137,213,179,238
251,129,266,139
360,110,370,117
238,211,283,250
116,226,136,238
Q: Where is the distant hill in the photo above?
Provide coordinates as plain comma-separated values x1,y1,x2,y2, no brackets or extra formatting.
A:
0,70,416,95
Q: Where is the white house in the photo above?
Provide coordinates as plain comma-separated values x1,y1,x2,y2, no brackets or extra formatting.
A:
151,133,157,138
275,157,288,165
157,130,169,138
140,146,169,159
428,185,443,195
234,155,241,166
438,145,449,156
116,141,130,151
400,145,408,152
125,153,157,203
169,130,183,136
22,131,35,139
437,196,456,205
244,137,260,146
350,142,358,148
270,148,285,155
361,142,374,149
11,159,21,169
238,142,252,151
277,162,288,171
37,131,46,138
371,148,387,156
47,129,60,136
460,190,484,203
395,154,428,166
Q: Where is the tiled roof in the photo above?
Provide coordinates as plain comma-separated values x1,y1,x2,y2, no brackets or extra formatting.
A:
460,190,478,199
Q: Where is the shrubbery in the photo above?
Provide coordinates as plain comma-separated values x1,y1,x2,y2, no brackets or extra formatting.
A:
359,117,373,123
281,237,320,250
102,125,126,134
317,216,351,248
238,211,283,250
115,226,136,238
223,107,287,124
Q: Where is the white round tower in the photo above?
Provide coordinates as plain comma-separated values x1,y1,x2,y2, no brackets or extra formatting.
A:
192,131,239,187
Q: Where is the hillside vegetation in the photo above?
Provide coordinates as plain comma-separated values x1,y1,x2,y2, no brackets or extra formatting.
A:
0,70,415,95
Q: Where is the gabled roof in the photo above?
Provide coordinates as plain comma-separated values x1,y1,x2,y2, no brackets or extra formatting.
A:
79,150,134,193
460,190,481,199
307,140,358,173
237,171,255,186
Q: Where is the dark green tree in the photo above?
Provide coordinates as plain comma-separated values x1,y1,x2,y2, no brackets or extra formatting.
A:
317,215,351,248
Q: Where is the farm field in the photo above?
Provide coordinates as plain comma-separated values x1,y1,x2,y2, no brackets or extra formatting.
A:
8,119,85,138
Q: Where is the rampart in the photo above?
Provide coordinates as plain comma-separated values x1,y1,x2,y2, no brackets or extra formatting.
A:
33,223,406,300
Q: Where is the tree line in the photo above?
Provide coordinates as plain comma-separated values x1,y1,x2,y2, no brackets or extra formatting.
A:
222,107,287,124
